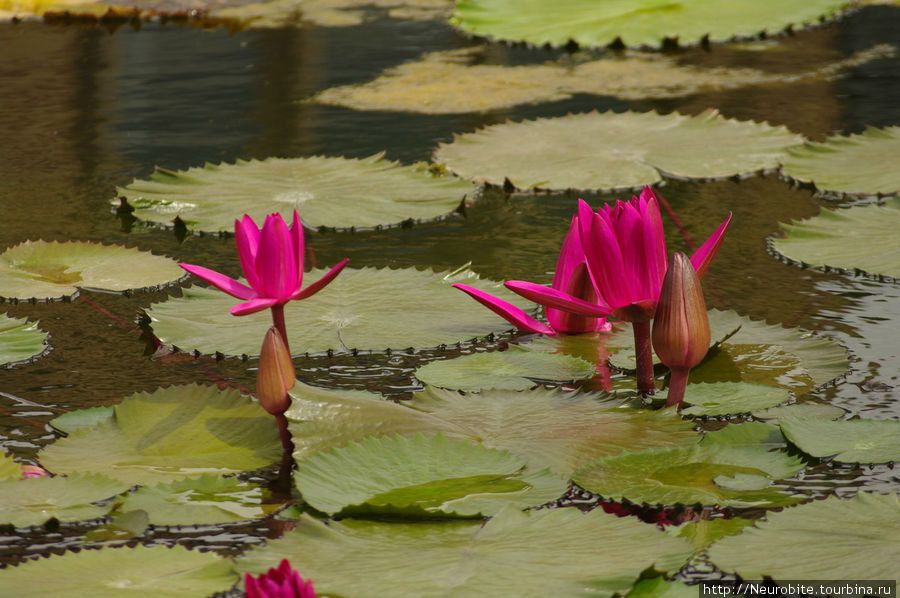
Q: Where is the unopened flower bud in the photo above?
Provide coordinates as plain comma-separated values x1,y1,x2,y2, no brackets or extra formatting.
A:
256,327,295,415
652,252,710,370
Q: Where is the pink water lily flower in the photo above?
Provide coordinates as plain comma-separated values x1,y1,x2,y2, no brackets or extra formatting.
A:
245,559,316,598
181,211,348,318
453,214,610,336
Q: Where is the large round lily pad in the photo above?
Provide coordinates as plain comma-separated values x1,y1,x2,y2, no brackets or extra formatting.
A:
708,492,900,579
433,110,803,191
779,417,900,463
116,153,476,232
0,240,184,301
237,507,692,598
0,544,237,597
771,198,900,279
40,384,281,485
294,433,566,517
574,445,806,508
451,0,850,49
0,473,129,527
148,266,535,356
781,126,900,196
0,314,48,367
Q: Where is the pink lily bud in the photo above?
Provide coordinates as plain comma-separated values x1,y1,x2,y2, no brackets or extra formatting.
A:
245,559,316,598
256,327,295,416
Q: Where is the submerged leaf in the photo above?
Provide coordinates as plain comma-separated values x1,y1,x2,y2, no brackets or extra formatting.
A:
0,314,48,367
236,507,692,598
117,154,475,232
0,240,184,301
779,417,900,463
434,110,803,191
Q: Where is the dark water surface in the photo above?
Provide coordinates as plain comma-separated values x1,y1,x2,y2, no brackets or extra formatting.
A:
0,5,899,570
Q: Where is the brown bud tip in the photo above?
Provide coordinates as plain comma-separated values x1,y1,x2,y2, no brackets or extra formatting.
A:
256,327,296,415
652,252,711,370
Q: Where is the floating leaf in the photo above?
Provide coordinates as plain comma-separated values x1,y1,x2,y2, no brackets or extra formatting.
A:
434,110,803,191
0,240,184,301
287,380,699,477
0,453,23,480
117,153,475,232
148,266,535,355
451,0,850,49
116,475,269,526
40,384,280,485
701,422,787,450
779,417,900,463
414,345,595,391
0,473,128,527
708,492,900,579
0,545,237,597
679,382,790,416
771,199,900,279
628,577,696,598
574,445,805,508
0,314,48,367
84,510,150,542
311,45,893,114
751,402,845,421
671,518,755,551
781,126,900,196
214,0,453,28
237,507,692,598
50,406,114,435
295,433,566,517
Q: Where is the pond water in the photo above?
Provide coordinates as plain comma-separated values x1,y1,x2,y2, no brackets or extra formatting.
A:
0,3,898,578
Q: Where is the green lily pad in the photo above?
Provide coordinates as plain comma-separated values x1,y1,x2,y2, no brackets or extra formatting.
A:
84,510,150,542
0,240,184,301
236,507,692,598
708,492,900,579
39,384,281,485
751,402,845,421
701,422,787,450
414,345,595,391
671,518,755,551
0,473,129,527
287,380,700,477
116,474,269,526
771,198,900,279
433,109,803,192
116,153,475,232
451,0,850,49
50,406,115,435
574,445,805,508
779,417,900,463
295,433,566,517
628,577,696,598
679,382,790,416
781,126,900,196
148,266,535,356
0,452,23,480
213,0,453,28
0,314,48,367
0,544,237,597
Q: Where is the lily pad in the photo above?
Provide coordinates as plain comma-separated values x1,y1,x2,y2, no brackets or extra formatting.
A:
751,402,845,421
0,240,184,301
574,445,806,508
0,473,129,527
0,314,48,367
0,452,23,480
116,153,475,232
236,507,692,598
679,382,790,417
148,266,535,356
50,406,114,435
116,474,269,526
671,518,755,551
451,0,850,49
771,198,900,279
287,380,700,476
214,0,453,28
433,110,803,191
628,577,696,598
708,492,900,579
701,422,787,450
0,545,237,597
779,417,900,463
294,433,567,517
39,384,281,485
413,345,595,391
781,126,900,196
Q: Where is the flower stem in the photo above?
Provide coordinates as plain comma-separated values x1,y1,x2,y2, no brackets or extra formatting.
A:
270,304,290,355
275,412,295,456
632,320,656,396
665,367,691,409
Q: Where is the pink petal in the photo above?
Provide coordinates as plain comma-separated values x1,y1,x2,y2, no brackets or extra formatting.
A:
547,262,610,333
690,212,732,278
613,199,646,299
551,214,583,292
291,258,349,301
257,214,299,298
581,211,629,308
235,215,262,291
180,263,255,300
454,283,555,335
231,297,281,316
639,191,668,299
505,280,612,318
290,210,306,290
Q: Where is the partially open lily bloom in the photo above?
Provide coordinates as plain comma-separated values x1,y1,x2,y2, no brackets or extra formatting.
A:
256,327,296,416
245,559,316,598
180,211,348,317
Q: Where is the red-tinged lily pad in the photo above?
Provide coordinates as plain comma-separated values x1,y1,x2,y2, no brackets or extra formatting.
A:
0,313,48,367
0,240,184,301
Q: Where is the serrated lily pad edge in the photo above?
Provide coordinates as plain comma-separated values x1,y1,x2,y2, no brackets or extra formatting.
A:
0,315,52,368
